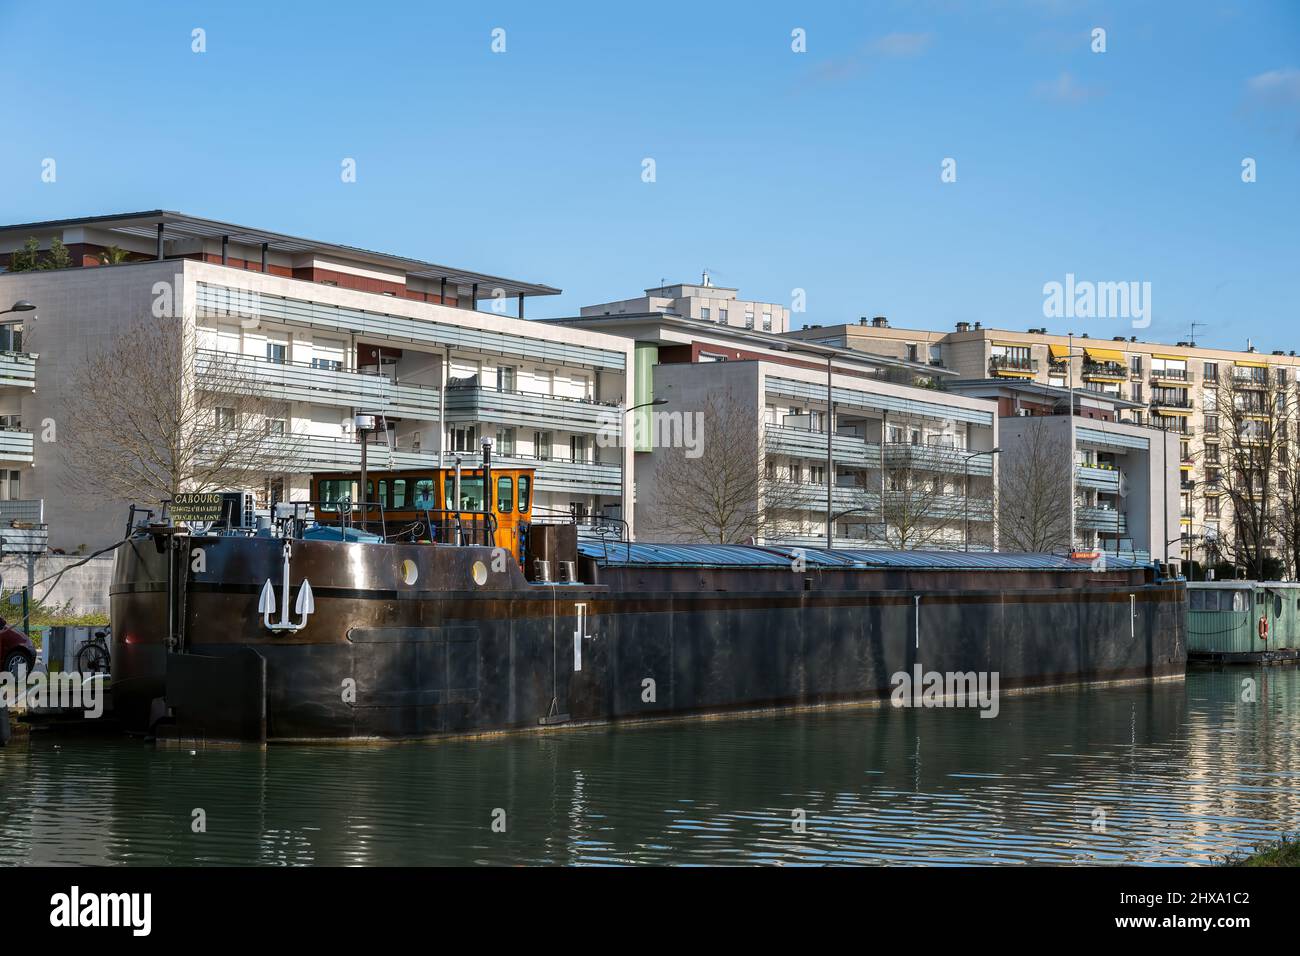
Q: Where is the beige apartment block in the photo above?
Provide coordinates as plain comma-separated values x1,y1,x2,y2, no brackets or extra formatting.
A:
0,212,635,551
787,317,1300,566
581,273,791,334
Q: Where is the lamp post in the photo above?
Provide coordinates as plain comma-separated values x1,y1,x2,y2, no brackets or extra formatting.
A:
774,343,835,549
963,447,1001,552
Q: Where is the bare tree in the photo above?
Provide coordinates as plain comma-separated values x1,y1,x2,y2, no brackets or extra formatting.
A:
647,392,801,544
875,447,970,549
998,417,1072,552
1271,389,1300,579
58,313,302,508
1208,365,1284,579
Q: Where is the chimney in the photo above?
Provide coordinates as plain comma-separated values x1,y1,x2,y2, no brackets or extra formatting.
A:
871,316,889,328
859,316,868,325
956,321,970,332
974,322,982,330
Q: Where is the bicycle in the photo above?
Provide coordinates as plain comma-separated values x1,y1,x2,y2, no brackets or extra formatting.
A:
75,628,111,675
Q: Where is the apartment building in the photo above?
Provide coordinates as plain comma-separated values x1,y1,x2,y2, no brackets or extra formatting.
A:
0,211,634,550
945,379,1179,562
581,274,791,334
548,311,998,549
788,317,1300,565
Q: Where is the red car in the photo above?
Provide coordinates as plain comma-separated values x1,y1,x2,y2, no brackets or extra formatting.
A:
0,618,36,676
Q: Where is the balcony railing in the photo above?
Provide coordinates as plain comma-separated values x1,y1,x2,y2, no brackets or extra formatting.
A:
1150,367,1189,382
195,349,441,418
1150,397,1194,410
1082,361,1127,380
0,428,34,463
0,351,36,390
1076,464,1121,491
764,425,880,467
883,492,995,520
444,385,619,436
1077,506,1127,533
989,356,1038,375
883,442,994,476
466,452,622,496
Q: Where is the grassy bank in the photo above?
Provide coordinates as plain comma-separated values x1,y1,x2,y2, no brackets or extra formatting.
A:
1224,835,1300,867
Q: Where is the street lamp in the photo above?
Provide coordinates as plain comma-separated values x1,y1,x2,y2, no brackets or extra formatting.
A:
0,301,35,317
963,447,1001,552
773,342,836,549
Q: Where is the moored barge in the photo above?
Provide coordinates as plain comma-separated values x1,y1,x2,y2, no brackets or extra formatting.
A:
109,492,1187,743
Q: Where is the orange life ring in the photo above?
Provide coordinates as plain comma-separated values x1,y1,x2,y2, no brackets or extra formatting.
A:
1258,615,1269,642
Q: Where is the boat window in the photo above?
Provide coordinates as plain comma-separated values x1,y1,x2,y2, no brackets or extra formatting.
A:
389,479,407,509
518,475,531,513
1189,591,1205,611
411,479,436,511
318,479,358,513
446,476,485,512
497,476,513,514
1233,592,1248,613
1275,594,1283,616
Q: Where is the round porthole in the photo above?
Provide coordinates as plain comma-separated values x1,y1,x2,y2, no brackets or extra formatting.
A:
401,559,418,586
471,560,488,586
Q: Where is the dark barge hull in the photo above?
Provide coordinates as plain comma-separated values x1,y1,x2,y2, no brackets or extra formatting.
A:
109,535,1187,742
1189,648,1300,665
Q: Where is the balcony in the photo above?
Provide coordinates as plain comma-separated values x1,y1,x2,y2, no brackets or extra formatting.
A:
444,385,619,436
1081,361,1127,382
195,349,441,418
883,492,994,520
1077,506,1127,533
1150,396,1193,411
1151,417,1195,436
1076,464,1121,492
989,356,1038,377
0,428,34,464
771,482,879,514
1150,367,1189,384
0,351,36,390
883,442,994,476
765,425,880,467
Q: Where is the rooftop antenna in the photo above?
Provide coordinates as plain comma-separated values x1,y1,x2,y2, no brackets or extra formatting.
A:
1188,321,1203,347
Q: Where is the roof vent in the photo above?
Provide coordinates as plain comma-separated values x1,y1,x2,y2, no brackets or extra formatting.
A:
974,322,982,330
956,321,970,332
1130,336,1137,342
859,316,868,325
1112,336,1126,342
1273,350,1285,356
871,316,889,328
1176,341,1190,347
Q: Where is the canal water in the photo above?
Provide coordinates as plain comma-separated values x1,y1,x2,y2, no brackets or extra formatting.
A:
2,667,1299,866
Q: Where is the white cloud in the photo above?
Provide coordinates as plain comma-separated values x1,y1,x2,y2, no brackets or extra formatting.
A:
1035,71,1103,105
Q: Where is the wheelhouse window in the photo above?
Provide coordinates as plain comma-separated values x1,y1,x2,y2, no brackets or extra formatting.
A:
318,479,358,513
518,475,531,512
412,479,437,510
497,476,514,514
446,476,485,512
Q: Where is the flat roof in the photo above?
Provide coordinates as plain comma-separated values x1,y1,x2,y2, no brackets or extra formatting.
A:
546,311,956,378
0,210,561,298
947,378,1147,410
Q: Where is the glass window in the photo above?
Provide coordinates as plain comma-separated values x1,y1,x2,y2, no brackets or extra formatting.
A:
318,479,358,513
497,476,514,514
518,475,531,512
411,479,437,510
1189,590,1205,611
446,476,485,511
266,342,286,364
1233,592,1248,613
389,479,407,509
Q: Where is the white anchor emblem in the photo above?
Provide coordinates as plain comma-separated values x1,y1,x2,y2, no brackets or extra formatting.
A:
258,541,315,633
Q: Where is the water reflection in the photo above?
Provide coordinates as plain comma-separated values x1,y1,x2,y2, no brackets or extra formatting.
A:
2,668,1299,865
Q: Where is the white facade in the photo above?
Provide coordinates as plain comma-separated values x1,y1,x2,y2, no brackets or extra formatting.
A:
581,278,791,334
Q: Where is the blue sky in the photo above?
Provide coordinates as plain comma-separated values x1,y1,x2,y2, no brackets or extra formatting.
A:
1,0,1297,350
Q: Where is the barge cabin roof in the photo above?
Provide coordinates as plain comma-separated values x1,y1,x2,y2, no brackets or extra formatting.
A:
577,542,1153,572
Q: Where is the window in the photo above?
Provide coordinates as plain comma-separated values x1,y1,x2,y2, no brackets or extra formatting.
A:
533,430,552,461
496,476,514,514
268,477,284,507
1279,368,1290,386
450,425,477,452
570,435,589,462
387,479,407,508
497,366,516,392
1205,444,1220,464
265,418,286,436
215,407,235,431
906,344,919,362
496,426,516,457
745,311,754,329
318,479,358,512
718,309,728,323
763,312,772,331
1205,414,1219,435
445,476,485,511
518,475,531,513
0,323,22,352
311,356,342,372
266,342,286,364
1203,362,1218,382
701,308,711,321
5,470,18,500
1207,497,1220,518
412,479,436,510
